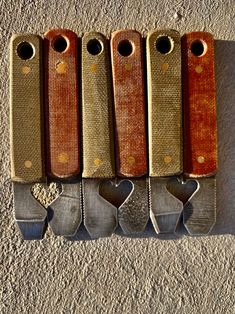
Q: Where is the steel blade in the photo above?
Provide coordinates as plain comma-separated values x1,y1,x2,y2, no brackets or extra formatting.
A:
48,180,82,236
149,177,183,233
13,182,47,240
183,177,216,235
117,178,149,234
83,179,118,238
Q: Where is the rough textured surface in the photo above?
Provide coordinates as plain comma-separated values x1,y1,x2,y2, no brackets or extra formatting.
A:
0,1,235,313
82,32,115,178
111,30,147,177
182,32,217,177
44,29,80,178
147,29,182,177
10,34,44,183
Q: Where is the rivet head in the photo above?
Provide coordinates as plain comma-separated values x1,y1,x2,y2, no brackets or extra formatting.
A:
24,160,32,168
161,63,169,72
94,158,103,166
164,155,172,164
21,66,31,74
125,63,132,71
127,156,135,165
58,152,69,163
197,156,205,163
195,65,203,73
56,61,67,74
91,64,97,72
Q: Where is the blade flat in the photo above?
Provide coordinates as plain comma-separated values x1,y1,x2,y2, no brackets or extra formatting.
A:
184,178,216,235
48,181,82,236
83,179,117,238
117,178,149,234
13,183,47,240
149,178,183,233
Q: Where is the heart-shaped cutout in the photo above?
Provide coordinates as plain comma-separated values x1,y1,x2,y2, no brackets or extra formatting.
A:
166,178,199,204
99,180,133,208
31,182,62,208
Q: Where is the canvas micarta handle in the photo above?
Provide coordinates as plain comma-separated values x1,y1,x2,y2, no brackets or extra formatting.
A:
44,29,80,178
182,32,217,178
82,32,115,178
10,34,44,183
146,29,182,177
111,30,147,177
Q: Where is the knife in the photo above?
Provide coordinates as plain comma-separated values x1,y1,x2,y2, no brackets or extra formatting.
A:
10,34,47,239
44,29,82,236
182,32,217,235
81,32,118,238
146,29,184,233
110,29,149,234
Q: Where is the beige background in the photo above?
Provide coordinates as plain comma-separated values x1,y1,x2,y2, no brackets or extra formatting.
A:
1,1,235,313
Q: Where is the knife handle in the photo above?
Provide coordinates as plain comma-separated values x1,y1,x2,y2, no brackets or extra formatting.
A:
82,32,115,178
146,29,182,177
44,29,80,178
182,32,217,177
10,34,44,183
111,30,147,177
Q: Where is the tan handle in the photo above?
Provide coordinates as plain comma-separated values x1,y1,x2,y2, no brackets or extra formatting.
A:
82,32,115,178
10,34,44,182
147,29,182,177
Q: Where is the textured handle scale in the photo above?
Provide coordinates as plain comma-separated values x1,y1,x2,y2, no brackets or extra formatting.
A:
147,29,182,177
10,34,44,182
111,30,147,177
182,32,217,177
44,29,80,178
82,32,115,178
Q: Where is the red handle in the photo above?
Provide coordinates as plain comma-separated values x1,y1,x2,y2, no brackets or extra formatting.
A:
44,29,80,178
110,30,147,177
182,32,217,177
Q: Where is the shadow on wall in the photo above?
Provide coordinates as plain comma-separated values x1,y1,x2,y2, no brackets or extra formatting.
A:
65,39,235,241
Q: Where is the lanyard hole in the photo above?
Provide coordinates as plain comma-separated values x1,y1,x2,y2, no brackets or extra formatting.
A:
118,40,133,57
17,41,35,60
87,39,103,55
52,35,68,53
191,39,207,57
156,35,174,54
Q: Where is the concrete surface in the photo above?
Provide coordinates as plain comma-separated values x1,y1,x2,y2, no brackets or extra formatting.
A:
1,0,235,313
